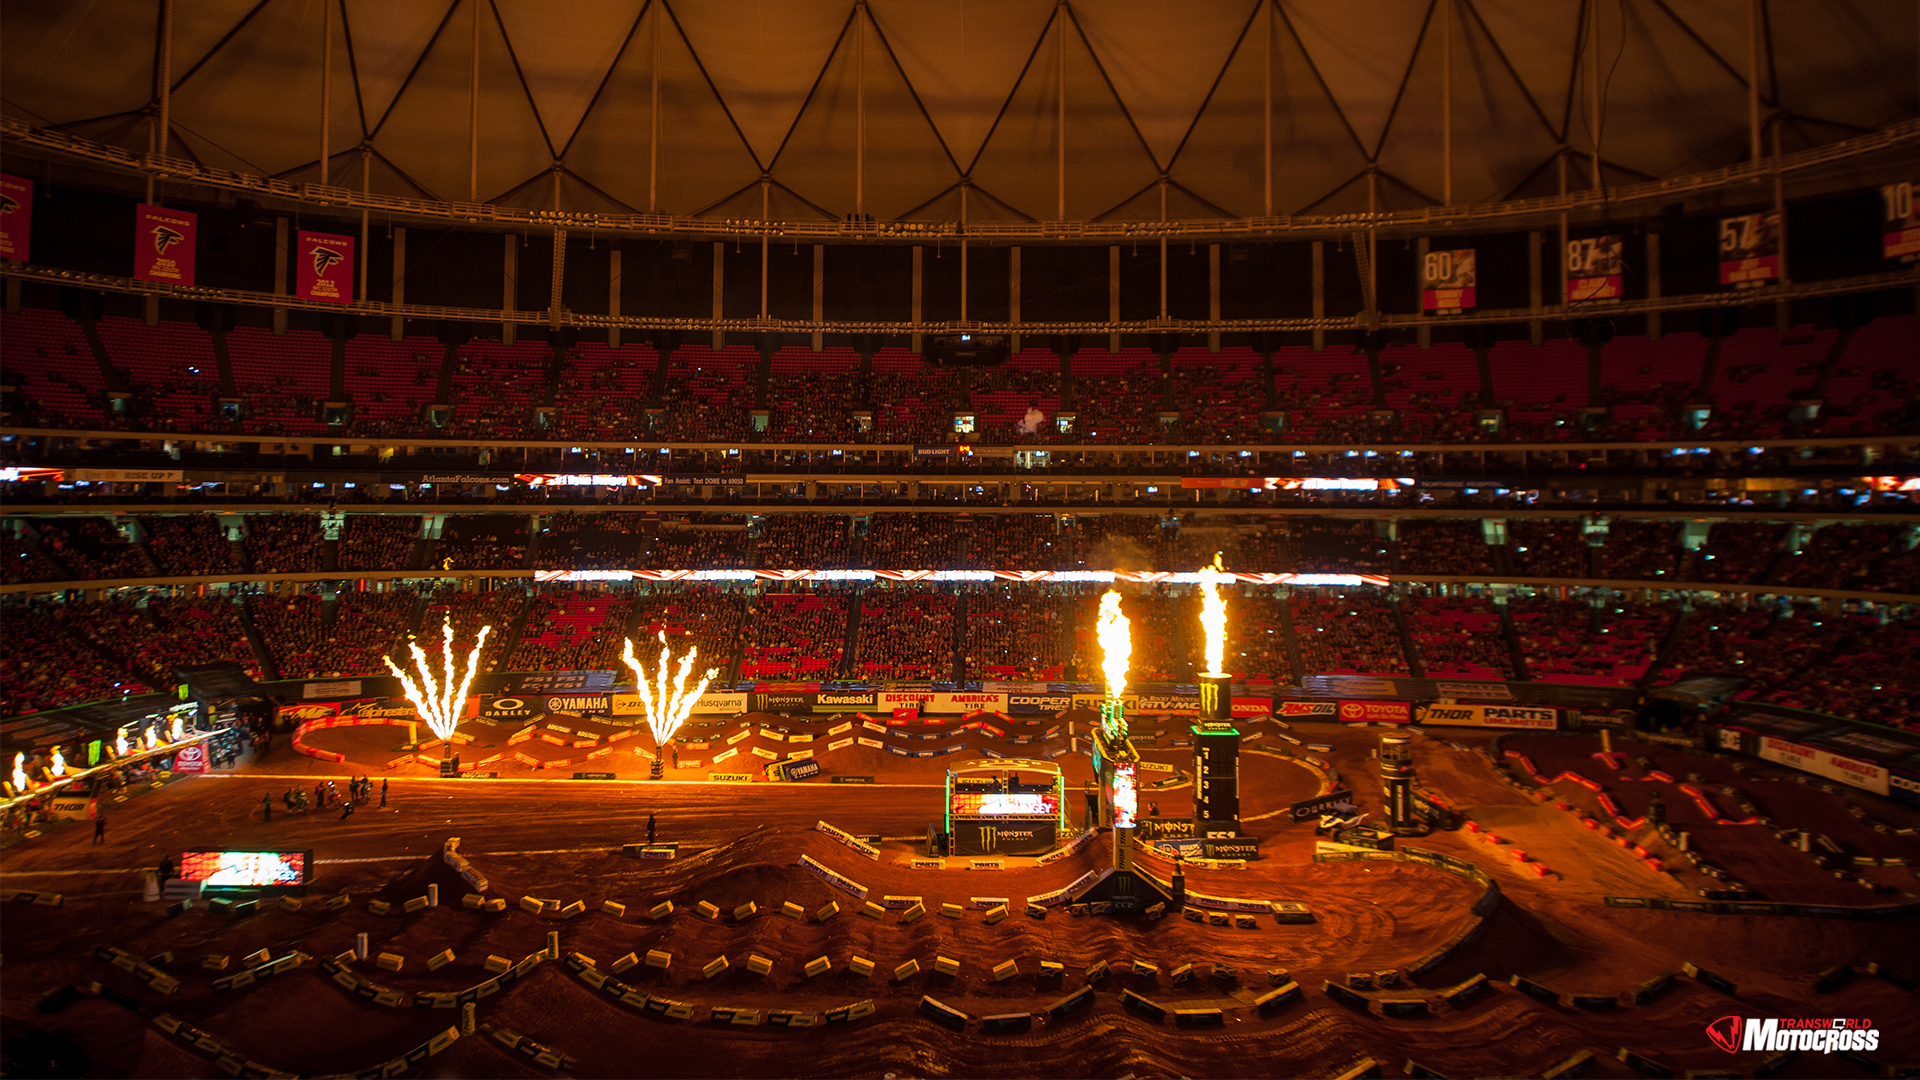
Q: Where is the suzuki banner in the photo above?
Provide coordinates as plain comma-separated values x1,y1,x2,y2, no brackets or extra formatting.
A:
134,204,197,286
296,230,354,303
1415,703,1558,730
0,174,31,262
1338,700,1411,723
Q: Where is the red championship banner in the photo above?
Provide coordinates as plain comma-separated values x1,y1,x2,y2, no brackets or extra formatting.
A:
1566,234,1623,304
1419,246,1476,313
0,173,31,262
134,205,197,286
296,230,354,303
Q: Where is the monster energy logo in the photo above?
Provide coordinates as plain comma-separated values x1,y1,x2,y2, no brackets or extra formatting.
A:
979,826,996,852
1200,682,1221,717
1100,700,1127,742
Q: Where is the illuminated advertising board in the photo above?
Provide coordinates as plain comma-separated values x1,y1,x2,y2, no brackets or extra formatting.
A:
949,791,1060,819
178,849,311,887
1111,763,1137,828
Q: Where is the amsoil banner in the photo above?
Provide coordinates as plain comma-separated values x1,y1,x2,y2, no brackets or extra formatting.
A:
296,230,354,303
1338,700,1411,723
1718,212,1780,287
1275,701,1338,718
134,205,197,286
1419,247,1476,313
1416,703,1558,730
0,174,31,262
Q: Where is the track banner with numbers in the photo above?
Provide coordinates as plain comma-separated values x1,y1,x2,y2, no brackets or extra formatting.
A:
1419,247,1476,313
296,230,354,303
1566,235,1623,303
134,205,198,286
1718,212,1779,286
0,174,31,262
1884,181,1920,261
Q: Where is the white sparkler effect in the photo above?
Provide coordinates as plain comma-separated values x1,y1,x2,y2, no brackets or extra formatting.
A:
1198,552,1229,676
622,630,717,749
384,618,492,743
49,746,66,777
10,753,26,792
169,715,185,742
115,728,131,758
144,724,160,750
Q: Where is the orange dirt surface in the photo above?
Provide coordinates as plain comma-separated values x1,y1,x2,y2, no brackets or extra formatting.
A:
4,717,1917,1077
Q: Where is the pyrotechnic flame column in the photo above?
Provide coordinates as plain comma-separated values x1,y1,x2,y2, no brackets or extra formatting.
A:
1193,673,1240,836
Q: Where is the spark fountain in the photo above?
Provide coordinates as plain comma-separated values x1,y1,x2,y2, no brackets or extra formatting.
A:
383,619,492,744
623,631,717,777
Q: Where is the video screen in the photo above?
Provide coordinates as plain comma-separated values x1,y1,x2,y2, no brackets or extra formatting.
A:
950,792,1058,818
178,849,309,887
1111,763,1137,828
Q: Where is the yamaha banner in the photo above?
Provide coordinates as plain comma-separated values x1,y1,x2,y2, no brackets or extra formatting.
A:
296,230,354,303
0,174,31,262
134,205,197,286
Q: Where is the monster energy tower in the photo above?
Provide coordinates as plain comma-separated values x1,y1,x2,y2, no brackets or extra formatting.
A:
1193,673,1240,835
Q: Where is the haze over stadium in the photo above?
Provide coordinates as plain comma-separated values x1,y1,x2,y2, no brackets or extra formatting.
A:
1,1,1918,1076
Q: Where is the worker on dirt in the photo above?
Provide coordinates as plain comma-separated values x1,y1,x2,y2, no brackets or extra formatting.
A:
380,778,388,807
262,792,272,822
647,813,657,845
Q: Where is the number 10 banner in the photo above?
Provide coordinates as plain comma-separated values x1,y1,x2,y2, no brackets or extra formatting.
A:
1420,247,1476,314
1884,181,1919,262
1718,212,1779,287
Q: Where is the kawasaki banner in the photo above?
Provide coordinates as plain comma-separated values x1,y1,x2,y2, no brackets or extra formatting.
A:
0,174,31,262
134,204,197,286
296,230,354,303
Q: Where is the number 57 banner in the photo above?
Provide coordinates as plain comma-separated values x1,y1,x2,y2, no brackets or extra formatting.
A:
1718,212,1779,287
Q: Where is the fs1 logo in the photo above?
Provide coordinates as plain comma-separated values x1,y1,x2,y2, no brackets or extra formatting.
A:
1709,1016,1879,1054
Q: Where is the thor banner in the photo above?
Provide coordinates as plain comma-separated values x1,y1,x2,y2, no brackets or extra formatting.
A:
135,205,197,286
297,230,354,303
0,174,31,262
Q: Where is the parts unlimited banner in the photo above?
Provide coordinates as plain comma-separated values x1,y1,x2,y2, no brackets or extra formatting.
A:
296,230,354,303
134,205,197,286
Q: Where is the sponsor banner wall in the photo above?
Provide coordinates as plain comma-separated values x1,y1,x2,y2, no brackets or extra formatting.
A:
1275,700,1337,718
610,694,644,716
134,204,197,285
172,743,209,774
1338,700,1411,723
277,703,338,725
337,699,423,721
1415,703,1558,730
1231,697,1272,717
1007,693,1075,714
69,468,186,484
296,230,354,303
0,174,31,261
932,691,1005,714
303,679,363,700
480,696,541,721
813,692,878,712
1758,737,1890,795
542,693,611,714
1432,681,1513,702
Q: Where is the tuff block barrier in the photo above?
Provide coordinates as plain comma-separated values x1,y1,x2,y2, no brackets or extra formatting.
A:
1120,989,1165,1022
1046,986,1094,1022
1254,981,1303,1014
917,995,968,1032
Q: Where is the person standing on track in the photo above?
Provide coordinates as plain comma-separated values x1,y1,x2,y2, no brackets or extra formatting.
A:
647,812,656,845
262,792,271,822
380,778,387,808
91,808,107,845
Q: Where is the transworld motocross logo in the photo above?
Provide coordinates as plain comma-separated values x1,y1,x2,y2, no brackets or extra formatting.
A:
1705,1016,1741,1053
1709,1015,1880,1054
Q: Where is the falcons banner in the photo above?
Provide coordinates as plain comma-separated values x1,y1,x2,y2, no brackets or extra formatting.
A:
1883,181,1919,262
0,174,31,262
1566,235,1623,303
134,205,197,286
1717,211,1779,287
1419,247,1476,313
296,230,354,303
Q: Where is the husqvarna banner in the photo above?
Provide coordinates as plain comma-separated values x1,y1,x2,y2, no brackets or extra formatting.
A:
134,205,197,285
296,230,354,303
0,174,31,262
1414,703,1558,730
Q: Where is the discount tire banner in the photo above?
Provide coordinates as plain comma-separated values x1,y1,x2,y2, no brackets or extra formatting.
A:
296,230,354,303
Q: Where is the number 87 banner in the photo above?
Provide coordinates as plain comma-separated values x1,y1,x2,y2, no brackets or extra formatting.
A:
1566,235,1622,304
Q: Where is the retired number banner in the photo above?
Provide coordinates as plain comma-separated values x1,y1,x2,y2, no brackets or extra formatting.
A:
1717,212,1779,287
0,174,32,262
1884,181,1920,262
1419,247,1476,313
135,205,197,286
297,230,354,303
1566,235,1623,303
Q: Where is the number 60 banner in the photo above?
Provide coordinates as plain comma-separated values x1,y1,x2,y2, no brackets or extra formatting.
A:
1718,212,1779,287
1419,247,1476,314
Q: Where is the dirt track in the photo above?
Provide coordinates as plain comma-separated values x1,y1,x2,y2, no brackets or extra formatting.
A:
4,716,1918,1077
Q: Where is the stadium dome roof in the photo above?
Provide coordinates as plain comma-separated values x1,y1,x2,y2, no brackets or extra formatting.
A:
3,0,1915,224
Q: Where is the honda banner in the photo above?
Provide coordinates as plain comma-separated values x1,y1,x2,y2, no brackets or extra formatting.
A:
0,174,31,262
296,230,354,303
134,205,197,286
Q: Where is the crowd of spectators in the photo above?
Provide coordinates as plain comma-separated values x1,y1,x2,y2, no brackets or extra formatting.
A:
536,513,642,571
1692,523,1785,584
1180,593,1293,682
438,515,528,571
3,533,74,585
962,591,1067,680
1511,596,1672,686
1652,605,1783,686
1404,595,1516,680
505,592,635,671
756,515,855,568
1068,515,1168,570
1759,617,1919,729
741,593,848,678
242,513,324,574
1771,524,1902,591
1289,593,1409,675
33,518,150,580
628,588,749,673
249,588,416,678
0,604,140,713
644,524,754,569
1507,520,1588,579
864,513,971,569
1599,520,1682,580
852,591,956,681
139,515,236,576
1071,591,1186,683
339,515,420,570
1397,520,1498,576
422,588,524,672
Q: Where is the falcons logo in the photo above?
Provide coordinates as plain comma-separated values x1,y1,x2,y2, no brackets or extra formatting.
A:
310,246,345,276
151,225,184,254
0,194,18,216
